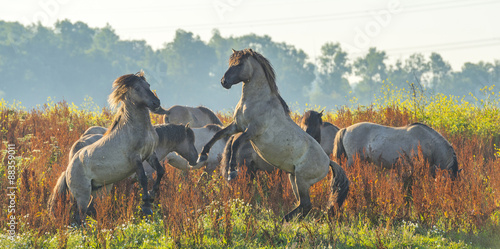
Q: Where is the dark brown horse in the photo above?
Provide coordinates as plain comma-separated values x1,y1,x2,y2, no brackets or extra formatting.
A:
299,110,340,157
220,133,275,181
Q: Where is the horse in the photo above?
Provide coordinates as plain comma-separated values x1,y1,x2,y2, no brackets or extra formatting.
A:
48,71,164,224
164,124,227,175
156,105,223,128
197,49,350,221
67,124,198,179
299,110,340,157
333,122,459,178
220,132,275,181
81,126,107,136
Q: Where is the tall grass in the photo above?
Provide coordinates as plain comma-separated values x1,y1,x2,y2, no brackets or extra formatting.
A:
1,88,500,248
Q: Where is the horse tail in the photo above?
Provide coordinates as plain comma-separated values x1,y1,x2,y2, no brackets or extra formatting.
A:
329,160,350,209
220,135,235,179
333,128,347,165
47,171,68,214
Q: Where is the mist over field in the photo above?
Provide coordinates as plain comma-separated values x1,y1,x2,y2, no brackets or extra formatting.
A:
0,20,498,111
2,2,500,247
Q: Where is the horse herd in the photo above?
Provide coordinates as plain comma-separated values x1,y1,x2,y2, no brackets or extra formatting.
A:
48,48,459,225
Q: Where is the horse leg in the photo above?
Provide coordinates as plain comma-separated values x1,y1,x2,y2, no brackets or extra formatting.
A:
198,122,240,163
228,126,257,180
135,160,153,215
288,173,299,201
283,175,312,222
70,181,92,225
87,183,114,217
146,153,165,202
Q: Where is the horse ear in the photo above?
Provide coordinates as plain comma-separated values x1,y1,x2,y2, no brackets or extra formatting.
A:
319,110,324,117
232,48,236,53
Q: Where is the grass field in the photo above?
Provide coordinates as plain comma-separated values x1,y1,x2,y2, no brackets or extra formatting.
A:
1,85,500,248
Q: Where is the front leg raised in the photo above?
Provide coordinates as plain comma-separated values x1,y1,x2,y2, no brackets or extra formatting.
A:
135,159,153,215
146,152,165,202
228,125,257,180
198,122,240,163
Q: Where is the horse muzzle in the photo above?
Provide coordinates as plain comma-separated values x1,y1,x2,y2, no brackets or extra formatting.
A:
221,78,233,89
149,99,161,111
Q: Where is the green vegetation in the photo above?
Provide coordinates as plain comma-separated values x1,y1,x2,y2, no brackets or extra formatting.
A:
1,85,499,248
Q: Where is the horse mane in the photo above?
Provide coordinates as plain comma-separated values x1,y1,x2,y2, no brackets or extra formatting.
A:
103,112,123,136
231,49,290,116
104,71,146,136
197,106,223,125
154,124,194,145
108,71,146,110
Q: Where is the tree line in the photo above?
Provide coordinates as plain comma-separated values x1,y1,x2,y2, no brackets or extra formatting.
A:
0,20,498,111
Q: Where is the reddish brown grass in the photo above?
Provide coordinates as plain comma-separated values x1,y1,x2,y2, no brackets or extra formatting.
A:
1,102,499,245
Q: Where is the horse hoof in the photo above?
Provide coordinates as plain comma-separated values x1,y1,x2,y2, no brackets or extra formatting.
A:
282,215,292,223
147,191,156,201
141,206,154,215
227,171,238,181
197,154,208,164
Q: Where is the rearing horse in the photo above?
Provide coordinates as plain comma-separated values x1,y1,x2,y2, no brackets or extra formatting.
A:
197,49,349,221
48,71,163,224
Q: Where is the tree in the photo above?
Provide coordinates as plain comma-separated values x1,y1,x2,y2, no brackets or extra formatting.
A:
404,53,430,86
353,47,387,103
429,52,451,90
161,29,216,105
311,42,352,107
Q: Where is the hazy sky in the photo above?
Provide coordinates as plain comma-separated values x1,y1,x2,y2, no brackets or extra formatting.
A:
2,0,499,70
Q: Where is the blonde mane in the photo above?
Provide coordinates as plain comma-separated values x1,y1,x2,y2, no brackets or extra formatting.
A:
104,71,146,136
108,71,146,110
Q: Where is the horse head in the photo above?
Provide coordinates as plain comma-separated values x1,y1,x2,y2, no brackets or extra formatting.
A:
129,72,161,111
175,123,198,166
221,49,255,89
301,110,324,144
109,71,160,111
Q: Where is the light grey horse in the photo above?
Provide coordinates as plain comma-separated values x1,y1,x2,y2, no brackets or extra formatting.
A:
197,49,350,221
222,110,341,181
48,71,163,224
156,105,223,128
81,126,107,136
333,122,459,178
299,110,340,157
68,124,199,179
164,124,227,174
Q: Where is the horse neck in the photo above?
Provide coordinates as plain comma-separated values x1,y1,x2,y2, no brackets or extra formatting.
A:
119,101,153,133
155,126,184,160
241,66,273,103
